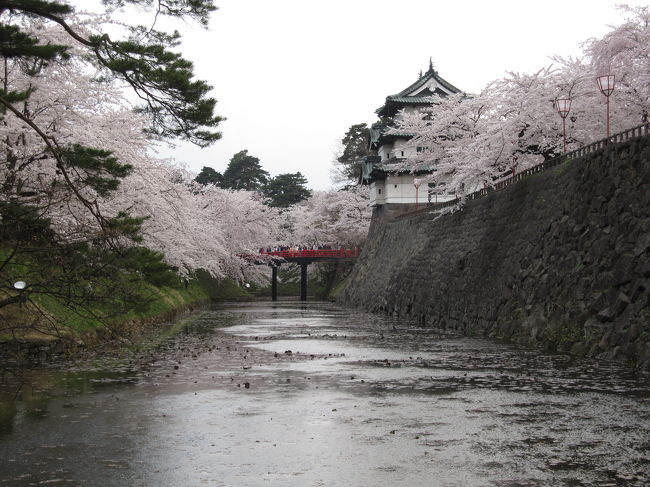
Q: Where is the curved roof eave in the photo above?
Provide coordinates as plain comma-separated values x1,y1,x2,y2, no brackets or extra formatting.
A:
374,68,462,116
396,68,461,98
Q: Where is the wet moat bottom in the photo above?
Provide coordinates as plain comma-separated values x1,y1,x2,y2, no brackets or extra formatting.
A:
1,301,649,486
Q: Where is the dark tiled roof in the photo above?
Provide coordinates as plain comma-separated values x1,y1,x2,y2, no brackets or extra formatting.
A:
375,66,462,117
386,131,414,137
384,96,434,104
395,67,461,98
369,124,414,148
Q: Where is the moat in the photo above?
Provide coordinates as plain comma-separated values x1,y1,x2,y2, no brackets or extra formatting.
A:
1,301,649,486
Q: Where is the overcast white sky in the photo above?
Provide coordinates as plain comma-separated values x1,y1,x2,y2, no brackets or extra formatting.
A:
153,0,644,190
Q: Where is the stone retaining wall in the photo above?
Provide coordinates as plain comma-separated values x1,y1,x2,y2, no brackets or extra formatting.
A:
341,136,650,369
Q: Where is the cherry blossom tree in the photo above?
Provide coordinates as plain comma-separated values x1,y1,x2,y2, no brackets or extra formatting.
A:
284,186,371,248
0,19,148,325
0,9,276,333
584,5,650,125
0,19,281,281
0,3,223,263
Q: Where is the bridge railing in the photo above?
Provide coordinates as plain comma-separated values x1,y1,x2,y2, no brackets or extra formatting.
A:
260,249,361,259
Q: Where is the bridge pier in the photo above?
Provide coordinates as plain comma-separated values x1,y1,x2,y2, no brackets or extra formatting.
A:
300,263,308,301
257,248,358,301
271,266,279,301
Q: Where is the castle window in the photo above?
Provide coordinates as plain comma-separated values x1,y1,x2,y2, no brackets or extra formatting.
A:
401,151,404,157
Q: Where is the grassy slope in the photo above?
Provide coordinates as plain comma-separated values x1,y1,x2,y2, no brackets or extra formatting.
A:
0,268,250,342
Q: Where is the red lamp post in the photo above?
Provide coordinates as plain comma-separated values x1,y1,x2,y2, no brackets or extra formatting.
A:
596,74,615,138
555,98,572,153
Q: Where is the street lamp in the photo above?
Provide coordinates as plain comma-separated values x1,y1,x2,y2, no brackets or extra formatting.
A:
413,178,422,209
596,74,615,138
11,281,27,306
555,98,572,153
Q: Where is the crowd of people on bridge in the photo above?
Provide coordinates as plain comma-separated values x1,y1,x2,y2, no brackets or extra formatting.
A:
259,244,343,253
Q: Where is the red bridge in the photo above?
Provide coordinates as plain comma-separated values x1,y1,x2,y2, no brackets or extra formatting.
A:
260,248,360,261
255,248,361,301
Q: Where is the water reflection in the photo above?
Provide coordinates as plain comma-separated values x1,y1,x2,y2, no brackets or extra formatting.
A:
0,301,649,486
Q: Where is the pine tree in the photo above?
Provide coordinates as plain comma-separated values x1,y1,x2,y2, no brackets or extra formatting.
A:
264,172,312,208
222,150,269,191
332,123,371,184
0,0,222,146
195,166,223,186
